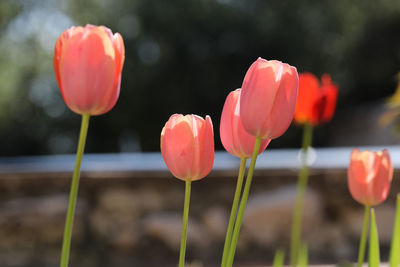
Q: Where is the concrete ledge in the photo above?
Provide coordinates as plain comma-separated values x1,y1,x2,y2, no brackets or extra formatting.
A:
0,146,398,179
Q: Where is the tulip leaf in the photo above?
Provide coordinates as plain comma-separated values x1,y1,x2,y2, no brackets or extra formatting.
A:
369,208,380,267
298,243,308,267
389,194,400,267
273,249,284,267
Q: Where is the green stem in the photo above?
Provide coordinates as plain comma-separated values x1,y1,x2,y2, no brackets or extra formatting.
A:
60,114,90,267
369,208,380,267
298,243,308,267
179,180,192,267
221,157,247,267
226,137,262,267
273,249,285,267
290,123,313,267
357,205,370,267
389,194,400,267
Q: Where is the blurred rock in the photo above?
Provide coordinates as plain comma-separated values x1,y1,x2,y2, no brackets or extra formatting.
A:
90,187,165,248
110,226,140,251
242,185,322,246
96,187,165,213
186,260,204,267
0,194,86,248
343,207,365,241
375,204,396,243
0,166,398,266
142,212,209,250
202,206,228,239
308,224,353,259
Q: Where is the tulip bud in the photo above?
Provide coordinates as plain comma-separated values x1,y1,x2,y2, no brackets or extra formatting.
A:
54,24,125,115
161,114,214,181
348,148,394,206
294,73,338,126
240,58,299,139
220,89,270,158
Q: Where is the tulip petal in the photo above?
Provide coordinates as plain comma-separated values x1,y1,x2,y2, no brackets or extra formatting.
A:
220,89,270,158
320,74,339,123
161,114,214,181
196,115,214,180
372,150,393,205
161,115,195,180
294,73,320,125
240,58,281,137
348,148,369,204
55,27,83,98
96,32,125,115
220,90,238,156
97,31,125,115
259,64,299,139
58,25,117,115
348,148,394,206
294,73,339,126
360,150,380,185
189,114,204,179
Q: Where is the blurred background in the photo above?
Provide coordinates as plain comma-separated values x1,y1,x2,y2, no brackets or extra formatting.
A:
0,0,399,156
0,0,400,266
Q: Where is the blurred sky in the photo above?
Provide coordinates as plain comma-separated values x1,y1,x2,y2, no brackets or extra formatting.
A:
0,0,399,156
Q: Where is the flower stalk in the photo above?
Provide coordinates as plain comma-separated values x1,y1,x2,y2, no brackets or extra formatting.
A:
179,180,192,267
60,114,90,267
389,194,400,267
221,157,247,267
290,123,313,266
357,205,370,267
368,208,380,267
226,137,262,267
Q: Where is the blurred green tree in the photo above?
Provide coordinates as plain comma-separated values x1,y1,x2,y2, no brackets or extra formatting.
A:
0,0,399,155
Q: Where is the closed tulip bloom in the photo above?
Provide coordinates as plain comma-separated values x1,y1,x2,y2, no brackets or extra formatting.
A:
240,58,299,139
294,73,338,126
161,114,214,181
220,89,271,158
348,148,394,206
54,24,125,115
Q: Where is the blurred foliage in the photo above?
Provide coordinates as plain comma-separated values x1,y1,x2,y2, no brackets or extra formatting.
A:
0,0,399,155
380,73,400,128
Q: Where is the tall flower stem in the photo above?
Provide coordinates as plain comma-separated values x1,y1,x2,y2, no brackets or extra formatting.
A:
357,205,370,267
369,208,380,267
226,137,262,267
179,180,192,267
221,157,247,267
290,123,313,267
60,114,90,267
273,249,285,267
389,194,400,267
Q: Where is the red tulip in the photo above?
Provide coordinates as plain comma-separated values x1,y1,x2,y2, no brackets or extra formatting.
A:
240,58,299,139
294,73,338,126
161,114,214,181
348,148,394,206
54,24,125,115
220,89,271,158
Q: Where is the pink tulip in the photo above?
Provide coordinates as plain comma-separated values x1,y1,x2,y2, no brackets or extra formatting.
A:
161,114,214,181
348,148,394,206
240,58,298,139
220,89,271,158
54,24,125,115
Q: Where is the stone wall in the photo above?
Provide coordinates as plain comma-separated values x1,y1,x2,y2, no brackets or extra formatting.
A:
0,156,399,267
